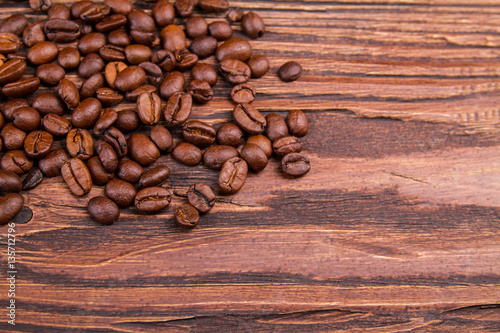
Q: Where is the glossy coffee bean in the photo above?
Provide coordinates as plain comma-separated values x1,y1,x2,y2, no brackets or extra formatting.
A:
66,128,94,160
240,143,268,172
105,179,136,207
216,123,245,147
216,38,252,62
160,71,185,100
78,32,107,55
127,9,156,32
27,41,59,65
105,61,127,89
203,145,239,170
233,103,266,134
116,159,143,183
160,24,186,52
1,150,34,175
7,53,26,61
0,193,24,225
79,73,104,100
127,133,160,166
87,156,114,186
22,168,43,191
115,110,140,132
272,136,303,157
218,157,248,194
265,113,289,142
281,153,310,177
38,148,70,177
189,36,217,59
219,58,251,85
88,196,120,225
12,107,40,132
187,183,215,213
231,83,256,104
187,79,213,104
58,79,80,109
95,140,118,173
175,202,199,228
0,59,27,85
61,158,92,196
125,44,152,65
242,12,265,39
182,120,216,147
58,47,81,69
44,19,81,43
96,88,123,106
172,142,202,166
2,98,29,121
129,30,160,47
24,131,53,159
199,0,229,12
0,14,29,36
247,134,273,158
100,44,126,62
114,65,146,92
174,0,196,17
30,0,52,11
31,93,65,117
108,29,131,47
125,85,156,103
278,61,303,82
185,16,207,39
23,20,46,47
0,170,22,193
0,123,26,150
227,8,244,22
150,125,173,152
43,114,72,136
80,4,111,23
104,0,133,15
35,63,65,86
0,33,21,54
151,49,175,72
72,97,102,129
152,0,175,27
139,62,162,86
93,108,118,135
95,14,127,32
47,3,71,20
191,63,218,86
208,21,233,41
137,92,161,125
71,1,93,19
139,165,170,187
103,127,128,158
286,110,309,137
134,186,171,213
174,48,198,71
78,53,105,79
2,77,40,98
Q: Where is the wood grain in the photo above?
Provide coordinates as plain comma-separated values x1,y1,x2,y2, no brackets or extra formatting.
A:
1,0,500,331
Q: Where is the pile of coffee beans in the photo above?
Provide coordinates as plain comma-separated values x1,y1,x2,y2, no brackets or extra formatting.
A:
0,0,309,227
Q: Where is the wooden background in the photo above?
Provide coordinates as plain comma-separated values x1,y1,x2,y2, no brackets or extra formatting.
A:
1,0,500,331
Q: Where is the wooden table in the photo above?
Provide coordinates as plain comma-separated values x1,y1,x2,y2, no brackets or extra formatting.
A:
1,0,500,331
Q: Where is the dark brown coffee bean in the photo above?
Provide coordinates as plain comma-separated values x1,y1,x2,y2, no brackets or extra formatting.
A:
241,12,265,39
13,107,41,132
185,16,207,39
72,97,102,129
187,79,213,104
27,41,58,65
139,165,170,188
0,123,26,150
240,143,268,172
0,112,3,129
78,53,105,79
2,99,27,121
139,62,162,85
2,77,39,98
108,29,131,47
220,58,251,85
172,142,202,166
103,127,128,157
203,145,239,170
218,157,248,194
151,49,176,72
189,36,217,59
175,202,199,228
66,128,94,160
127,9,155,32
129,30,160,47
208,21,233,41
135,186,171,213
272,136,303,156
174,0,195,17
116,159,143,183
216,122,245,147
114,65,146,92
278,61,303,82
265,113,289,142
286,110,309,137
48,3,71,20
125,84,156,102
0,193,24,225
93,108,117,134
86,156,114,185
125,44,152,65
153,0,175,27
227,8,244,23
75,18,94,36
95,14,127,32
187,183,215,213
104,0,133,15
199,0,229,12
58,47,81,69
104,61,127,89
88,196,119,225
0,170,22,193
99,44,126,62
0,59,26,85
216,38,252,62
23,20,46,48
115,109,140,132
150,125,173,153
191,63,218,86
30,0,52,12
0,14,29,36
282,153,310,177
22,168,43,191
136,92,161,125
96,88,123,107
127,133,160,166
105,178,136,207
174,48,198,71
7,53,26,61
71,1,94,19
0,33,21,54
38,148,69,177
95,140,118,173
160,71,185,100
1,150,34,175
164,91,192,126
160,24,186,52
31,93,65,117
247,134,272,158
78,32,106,55
35,63,65,86
183,120,216,147
61,158,92,196
233,103,266,134
231,83,255,104
80,4,111,23
42,114,72,136
44,19,81,43
58,79,80,109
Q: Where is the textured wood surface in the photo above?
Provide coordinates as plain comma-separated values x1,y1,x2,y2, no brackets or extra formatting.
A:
1,0,500,331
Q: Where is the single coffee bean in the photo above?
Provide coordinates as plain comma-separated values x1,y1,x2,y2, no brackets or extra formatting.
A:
203,145,239,170
242,12,265,39
160,24,186,52
187,183,215,213
185,16,207,39
130,30,160,47
278,61,303,82
247,134,273,158
10,206,33,224
58,78,80,109
114,65,146,92
38,148,69,177
0,33,21,54
125,44,152,65
240,143,268,172
172,142,202,166
187,79,213,104
1,150,34,175
44,19,81,43
2,77,40,98
47,3,71,20
7,53,26,61
265,113,289,142
208,21,233,41
105,61,127,89
216,38,252,62
272,136,303,156
233,103,267,134
72,18,93,36
189,36,217,59
282,153,310,177
174,48,198,71
95,140,118,173
88,196,120,225
115,109,140,132
137,92,162,125
103,127,128,158
95,14,127,32
116,159,143,183
96,87,123,106
0,59,27,85
35,63,66,86
78,53,105,79
72,97,102,129
104,0,133,15
61,158,92,196
191,63,218,86
71,1,94,19
12,107,41,132
231,83,256,104
24,130,53,159
150,125,173,152
127,9,156,32
2,98,29,121
218,157,248,194
58,46,81,69
0,170,22,193
152,0,175,27
175,202,200,228
27,41,59,65
66,128,94,160
199,0,229,12
126,85,157,103
99,44,126,62
134,186,172,214
108,29,131,47
0,14,29,36
139,62,162,86
160,71,185,100
78,32,107,55
219,58,251,85
80,4,111,23
43,114,72,136
151,49,176,72
105,179,136,207
227,8,244,23
139,165,170,187
183,120,216,147
216,122,245,147
174,0,196,17
0,193,24,225
87,156,114,185
23,20,46,47
286,110,309,137
22,168,43,191
30,0,52,12
127,133,160,166
31,93,65,117
0,123,26,150
93,108,118,135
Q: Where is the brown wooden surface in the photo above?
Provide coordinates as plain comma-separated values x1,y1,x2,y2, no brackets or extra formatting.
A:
1,0,500,331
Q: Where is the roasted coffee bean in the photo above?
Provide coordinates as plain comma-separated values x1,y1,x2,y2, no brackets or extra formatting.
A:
278,61,303,82
61,158,92,196
22,168,43,191
0,170,22,193
44,19,81,43
219,58,251,85
27,41,58,65
96,88,123,106
185,16,207,39
125,44,152,65
0,14,29,36
182,120,216,147
265,113,289,142
99,44,126,62
281,153,310,177
72,97,102,128
191,63,218,86
231,83,255,104
0,123,26,150
139,165,170,187
233,103,266,134
216,122,245,147
95,140,118,173
241,143,268,172
105,61,127,89
137,92,161,125
174,48,198,71
13,107,41,132
38,148,69,177
88,196,120,225
1,98,29,121
160,71,185,100
0,193,24,225
174,0,196,17
30,0,52,12
203,145,239,170
80,72,105,100
7,53,26,61
114,65,146,92
116,159,143,183
42,114,72,136
227,8,244,23
286,109,309,137
272,136,303,156
115,109,140,132
175,202,199,228
0,112,3,129
2,77,40,98
187,79,213,104
93,108,117,135
242,12,265,39
78,53,105,79
95,14,127,32
108,29,131,47
150,125,173,152
151,49,176,72
10,206,33,224
129,30,160,47
66,128,94,160
58,46,81,69
247,134,272,158
71,1,94,19
47,3,71,20
58,78,80,109
160,24,186,52
80,4,111,23
0,138,4,152
218,157,248,194
127,9,155,32
172,142,202,166
103,127,128,157
87,156,114,185
199,0,229,12
153,0,175,27
216,38,252,62
0,33,21,54
31,93,65,117
127,133,160,166
0,59,26,84
125,84,156,102
35,63,65,86
1,150,34,175
139,62,162,85
189,35,217,59
75,18,93,36
78,32,106,55
105,179,136,206
208,21,233,41
187,183,215,213
134,186,171,213
104,0,133,15
23,20,46,47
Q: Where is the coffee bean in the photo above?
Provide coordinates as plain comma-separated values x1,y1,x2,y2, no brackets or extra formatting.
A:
137,92,161,125
203,145,239,170
95,14,127,32
199,0,229,12
286,110,309,137
105,61,127,89
151,51,175,74
247,134,273,158
87,156,114,186
175,202,199,228
78,32,107,55
0,33,21,54
103,127,128,158
96,87,123,106
27,41,59,65
241,143,268,172
191,63,218,87
130,30,160,47
2,77,40,98
172,142,202,166
115,109,140,132
10,206,33,224
127,133,160,166
1,150,34,175
31,93,65,117
43,114,72,136
0,193,24,225
160,71,185,100
104,0,133,15
61,158,92,196
281,153,310,177
152,0,175,27
7,53,26,61
114,65,146,92
95,140,118,173
227,8,244,23
93,108,118,135
44,19,81,43
233,103,267,134
216,38,252,62
242,12,265,39
35,63,66,86
187,183,215,213
125,84,157,103
139,62,162,85
72,97,102,129
0,14,29,36
219,58,251,85
150,125,173,153
139,165,170,187
108,29,131,47
80,4,111,23
278,61,303,82
174,48,198,71
185,16,207,39
160,24,186,52
66,128,94,160
127,9,156,32
22,168,43,191
187,79,213,104
0,59,27,85
189,36,217,59
2,98,29,121
247,55,269,78
105,179,137,206
0,112,3,129
265,113,289,142
216,123,245,147
208,21,233,41
174,0,196,18
218,157,248,194
38,148,69,177
231,83,256,104
12,107,40,132
47,3,71,20
272,136,303,157
24,130,53,159
58,78,80,109
0,170,22,193
78,53,105,79
116,159,143,183
134,186,171,213
125,44,152,65
30,0,51,12
22,20,46,47
0,123,26,150
88,196,120,225
99,44,126,62
58,46,81,69
182,120,216,147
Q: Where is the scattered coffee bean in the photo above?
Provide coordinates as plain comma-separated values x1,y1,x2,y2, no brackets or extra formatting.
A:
127,133,160,166
88,196,120,225
23,20,46,48
24,130,53,159
125,84,157,102
137,91,162,125
22,168,43,191
58,78,80,109
183,120,216,147
203,145,239,170
108,29,131,47
96,87,123,107
175,202,200,228
103,127,128,158
0,123,26,150
187,79,213,103
150,125,173,152
174,48,198,71
241,143,268,172
218,157,248,194
151,49,176,72
208,21,233,41
247,134,273,158
27,41,58,65
219,58,251,85
66,128,94,160
104,0,133,15
0,193,24,225
160,71,185,100
231,83,256,104
116,159,143,183
139,165,170,187
216,38,252,62
227,8,244,23
61,158,92,196
0,14,29,36
0,59,27,85
0,33,21,54
242,12,265,39
87,156,114,186
95,140,118,173
134,186,171,213
187,183,215,213
1,150,34,175
161,24,186,52
81,72,106,99
191,63,218,86
272,136,303,157
38,148,69,177
35,63,65,86
2,77,40,98
152,0,175,27
164,92,192,125
216,123,245,147
0,170,22,192
12,106,40,132
185,16,207,39
265,113,289,142
44,19,81,43
105,178,136,206
78,53,105,79
115,109,140,132
172,142,202,166
199,0,229,13
72,97,102,129
286,109,309,137
281,153,310,177
174,0,196,18
233,103,266,134
94,108,118,135
78,32,107,55
278,61,303,82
